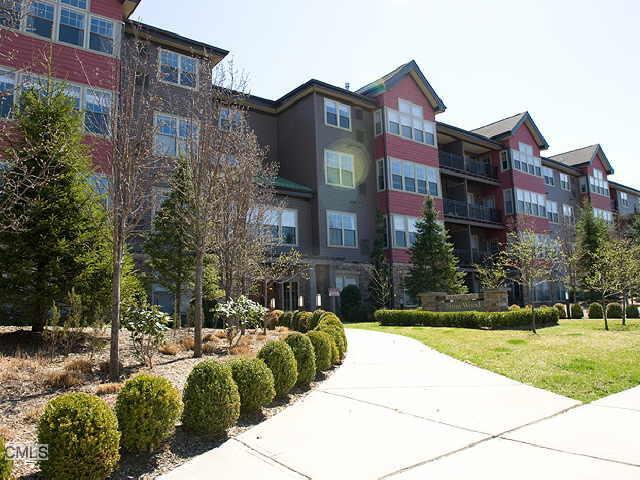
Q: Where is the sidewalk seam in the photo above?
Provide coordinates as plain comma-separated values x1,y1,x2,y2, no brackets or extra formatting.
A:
231,438,312,479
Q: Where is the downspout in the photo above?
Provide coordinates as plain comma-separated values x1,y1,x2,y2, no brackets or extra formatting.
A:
380,105,396,307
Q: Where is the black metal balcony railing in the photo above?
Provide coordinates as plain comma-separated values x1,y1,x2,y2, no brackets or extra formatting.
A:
444,198,501,223
439,151,498,180
453,248,498,266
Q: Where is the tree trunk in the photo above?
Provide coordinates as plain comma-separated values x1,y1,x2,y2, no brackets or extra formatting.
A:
622,292,628,326
193,247,204,357
31,299,48,333
109,234,124,381
529,284,537,334
263,279,269,308
174,282,182,329
603,299,609,331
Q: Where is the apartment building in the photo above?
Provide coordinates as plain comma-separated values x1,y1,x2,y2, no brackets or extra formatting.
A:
2,0,639,312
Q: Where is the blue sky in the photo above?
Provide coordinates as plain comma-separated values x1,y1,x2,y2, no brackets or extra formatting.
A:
135,0,640,187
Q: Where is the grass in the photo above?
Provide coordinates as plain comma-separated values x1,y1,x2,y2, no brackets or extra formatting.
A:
349,319,640,402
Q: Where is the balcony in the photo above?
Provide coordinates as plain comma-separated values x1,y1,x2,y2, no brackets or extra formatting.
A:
453,248,497,266
439,151,498,181
444,198,502,224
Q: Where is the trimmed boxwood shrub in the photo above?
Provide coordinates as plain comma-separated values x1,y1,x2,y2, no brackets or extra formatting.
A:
278,311,293,328
306,330,332,372
37,392,120,480
309,309,326,330
284,332,316,387
265,310,283,330
553,303,567,319
317,313,348,355
317,324,346,361
626,305,639,319
257,340,298,397
571,303,584,319
290,310,302,331
228,357,275,413
0,435,12,480
508,304,521,311
115,374,182,453
588,302,604,319
296,311,313,333
182,360,240,437
606,302,623,319
374,307,559,329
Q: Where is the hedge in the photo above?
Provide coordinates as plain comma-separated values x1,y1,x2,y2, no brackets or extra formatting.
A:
306,330,332,372
374,307,559,329
627,305,640,319
606,303,623,319
570,303,583,319
588,302,604,319
257,340,298,397
284,332,316,387
553,303,567,319
308,309,326,330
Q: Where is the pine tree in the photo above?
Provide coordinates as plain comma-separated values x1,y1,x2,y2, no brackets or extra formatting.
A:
144,158,194,329
575,200,609,295
368,211,392,309
0,81,113,331
406,197,466,297
630,213,640,245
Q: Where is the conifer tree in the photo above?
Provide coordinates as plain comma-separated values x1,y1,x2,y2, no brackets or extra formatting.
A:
368,211,392,309
575,200,609,295
406,197,466,297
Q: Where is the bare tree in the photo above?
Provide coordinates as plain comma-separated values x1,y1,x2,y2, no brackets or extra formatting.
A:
258,248,310,309
496,229,565,333
474,254,508,290
556,220,579,304
104,28,162,379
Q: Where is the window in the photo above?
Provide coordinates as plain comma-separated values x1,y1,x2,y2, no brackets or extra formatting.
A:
0,0,21,28
392,215,418,248
325,150,354,188
324,98,350,130
546,200,559,223
27,1,55,39
376,158,386,191
594,208,614,224
589,169,609,196
543,167,555,186
374,109,383,136
89,17,114,54
500,150,510,171
84,89,111,135
515,188,546,218
510,143,542,177
159,49,198,88
89,174,109,207
64,84,81,110
388,158,438,196
154,113,198,157
0,69,16,118
327,211,357,247
560,173,571,191
563,204,575,224
386,99,435,146
621,191,629,207
264,208,298,245
503,189,514,215
336,274,358,291
218,107,242,130
61,0,87,8
58,7,85,46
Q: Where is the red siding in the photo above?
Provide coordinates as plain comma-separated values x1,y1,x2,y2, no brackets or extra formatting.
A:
91,0,124,20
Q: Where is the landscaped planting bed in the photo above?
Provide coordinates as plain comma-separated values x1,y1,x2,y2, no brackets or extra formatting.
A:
0,311,347,479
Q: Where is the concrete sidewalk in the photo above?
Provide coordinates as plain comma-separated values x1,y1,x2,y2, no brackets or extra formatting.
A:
161,329,640,479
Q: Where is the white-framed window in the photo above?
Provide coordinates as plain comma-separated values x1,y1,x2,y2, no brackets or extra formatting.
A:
154,113,199,157
385,98,435,146
324,98,351,130
264,208,298,246
374,109,383,136
218,106,242,130
325,149,354,188
327,210,357,248
389,157,439,196
542,166,555,186
620,191,629,207
335,274,358,291
510,143,542,177
22,1,117,56
0,68,16,118
562,204,575,224
589,169,609,196
392,214,418,248
560,173,571,191
376,158,386,191
159,49,198,89
500,150,510,171
89,173,109,208
515,188,546,218
594,208,614,224
546,200,559,223
503,188,514,215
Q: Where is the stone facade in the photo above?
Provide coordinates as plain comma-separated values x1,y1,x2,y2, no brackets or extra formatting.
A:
418,289,508,312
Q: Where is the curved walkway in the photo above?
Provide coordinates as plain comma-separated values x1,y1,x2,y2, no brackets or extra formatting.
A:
161,329,640,479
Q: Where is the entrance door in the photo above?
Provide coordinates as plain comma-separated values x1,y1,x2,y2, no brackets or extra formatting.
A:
283,281,299,311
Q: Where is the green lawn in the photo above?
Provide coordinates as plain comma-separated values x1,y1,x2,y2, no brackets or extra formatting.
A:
349,319,640,402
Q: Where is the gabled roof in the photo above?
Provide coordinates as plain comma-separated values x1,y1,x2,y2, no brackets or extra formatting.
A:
548,144,614,174
471,111,549,150
356,60,446,113
609,181,640,196
121,0,140,19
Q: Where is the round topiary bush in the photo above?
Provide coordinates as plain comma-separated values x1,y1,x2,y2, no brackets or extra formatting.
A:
571,303,583,319
309,309,326,330
37,392,120,480
0,435,12,480
284,332,316,387
182,360,240,437
265,310,283,330
553,303,567,319
278,311,293,328
588,302,603,319
626,304,639,319
228,357,276,414
257,340,298,397
115,374,182,453
296,311,313,333
289,310,301,331
306,330,332,372
508,304,521,311
317,324,346,362
606,302,623,319
317,314,347,353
